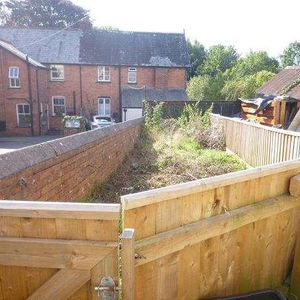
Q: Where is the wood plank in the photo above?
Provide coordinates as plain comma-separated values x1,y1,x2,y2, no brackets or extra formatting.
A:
27,269,90,300
0,201,120,220
121,229,135,300
291,221,300,298
290,174,300,197
134,194,300,266
0,237,117,269
289,108,300,131
122,160,300,209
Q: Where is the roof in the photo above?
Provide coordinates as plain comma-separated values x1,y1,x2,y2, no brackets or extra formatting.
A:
0,39,46,68
0,28,190,67
122,87,188,108
257,66,300,99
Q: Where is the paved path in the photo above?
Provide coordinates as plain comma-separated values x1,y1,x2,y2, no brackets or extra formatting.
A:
0,136,61,155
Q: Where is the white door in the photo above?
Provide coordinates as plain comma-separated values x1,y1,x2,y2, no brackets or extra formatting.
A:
98,98,111,116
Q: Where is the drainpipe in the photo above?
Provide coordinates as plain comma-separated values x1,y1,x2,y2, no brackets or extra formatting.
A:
26,55,34,136
118,66,122,122
35,68,41,135
79,65,83,115
73,91,76,115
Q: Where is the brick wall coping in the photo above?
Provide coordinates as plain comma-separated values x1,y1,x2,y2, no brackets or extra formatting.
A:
0,118,144,180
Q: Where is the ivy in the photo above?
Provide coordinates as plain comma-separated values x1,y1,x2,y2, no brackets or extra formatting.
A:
279,76,300,96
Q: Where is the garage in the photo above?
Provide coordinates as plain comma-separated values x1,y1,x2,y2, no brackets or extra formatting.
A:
121,87,188,122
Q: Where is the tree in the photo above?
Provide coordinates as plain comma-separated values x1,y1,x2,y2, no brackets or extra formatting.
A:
187,73,224,101
281,42,300,67
222,70,275,100
226,51,279,79
198,45,238,77
186,39,206,79
1,0,91,28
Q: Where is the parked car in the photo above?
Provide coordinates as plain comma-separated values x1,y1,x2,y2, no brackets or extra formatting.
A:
90,116,115,130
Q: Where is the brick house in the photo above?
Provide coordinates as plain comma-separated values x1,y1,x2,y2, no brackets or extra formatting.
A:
0,28,190,136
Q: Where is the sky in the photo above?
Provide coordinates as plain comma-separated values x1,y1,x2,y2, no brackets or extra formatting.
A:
73,0,300,59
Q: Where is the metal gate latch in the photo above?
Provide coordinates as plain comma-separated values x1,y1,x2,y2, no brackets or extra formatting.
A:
94,276,121,300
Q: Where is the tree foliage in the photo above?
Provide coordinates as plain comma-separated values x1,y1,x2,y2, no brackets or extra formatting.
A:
187,45,279,101
226,51,279,79
186,39,206,79
0,0,91,28
187,73,224,101
199,45,238,77
281,41,300,67
222,70,275,100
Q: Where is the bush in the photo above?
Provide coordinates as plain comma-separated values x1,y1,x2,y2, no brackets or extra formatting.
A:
143,100,164,129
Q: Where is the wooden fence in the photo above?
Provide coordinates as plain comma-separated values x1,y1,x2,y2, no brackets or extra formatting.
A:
0,201,122,300
212,114,300,166
122,160,300,300
2,162,300,299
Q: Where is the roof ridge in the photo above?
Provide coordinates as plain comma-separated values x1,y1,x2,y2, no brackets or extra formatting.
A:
0,26,185,36
0,26,81,32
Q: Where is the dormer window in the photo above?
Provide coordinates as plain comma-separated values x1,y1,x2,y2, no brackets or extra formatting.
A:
98,66,110,82
128,67,137,83
9,67,20,88
50,65,64,81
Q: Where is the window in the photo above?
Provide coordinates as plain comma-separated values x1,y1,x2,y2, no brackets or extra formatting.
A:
98,98,111,116
52,96,66,116
9,67,20,88
128,67,137,83
50,65,64,81
98,66,110,82
16,104,31,127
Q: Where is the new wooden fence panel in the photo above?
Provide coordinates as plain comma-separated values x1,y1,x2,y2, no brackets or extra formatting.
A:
212,114,300,166
122,161,300,300
0,201,120,300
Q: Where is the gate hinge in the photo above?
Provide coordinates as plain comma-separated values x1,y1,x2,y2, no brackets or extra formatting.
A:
95,276,121,300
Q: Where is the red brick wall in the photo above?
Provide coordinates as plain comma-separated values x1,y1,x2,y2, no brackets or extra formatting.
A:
46,65,186,126
0,47,187,135
0,48,48,136
0,118,143,201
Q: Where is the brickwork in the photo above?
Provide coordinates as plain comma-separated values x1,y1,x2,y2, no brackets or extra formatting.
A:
0,118,143,201
0,48,48,136
0,46,187,136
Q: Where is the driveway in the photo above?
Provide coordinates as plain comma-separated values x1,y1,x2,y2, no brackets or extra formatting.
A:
0,136,61,155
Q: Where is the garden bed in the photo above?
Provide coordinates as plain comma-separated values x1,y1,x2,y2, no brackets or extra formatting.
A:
87,107,246,203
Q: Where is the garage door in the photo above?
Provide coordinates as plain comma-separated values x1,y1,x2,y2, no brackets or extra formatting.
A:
123,108,143,121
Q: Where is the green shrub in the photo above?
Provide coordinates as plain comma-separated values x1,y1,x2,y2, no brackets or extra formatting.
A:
143,100,164,129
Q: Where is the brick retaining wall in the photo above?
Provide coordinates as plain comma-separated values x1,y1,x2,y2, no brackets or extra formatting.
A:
0,118,143,201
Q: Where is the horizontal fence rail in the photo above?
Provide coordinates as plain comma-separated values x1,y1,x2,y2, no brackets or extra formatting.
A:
0,200,120,300
122,160,300,299
212,114,300,166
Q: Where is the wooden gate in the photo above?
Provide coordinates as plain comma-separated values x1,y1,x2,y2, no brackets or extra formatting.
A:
0,200,120,300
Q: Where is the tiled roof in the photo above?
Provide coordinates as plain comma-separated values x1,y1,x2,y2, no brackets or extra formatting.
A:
0,28,190,67
122,87,188,108
257,66,300,99
0,39,46,68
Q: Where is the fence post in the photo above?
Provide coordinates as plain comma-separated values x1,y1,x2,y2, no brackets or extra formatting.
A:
291,222,300,299
121,228,135,300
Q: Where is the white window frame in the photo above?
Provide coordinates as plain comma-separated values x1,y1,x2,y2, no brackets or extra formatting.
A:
52,96,66,116
9,66,20,88
128,67,137,83
50,65,64,81
16,103,31,127
98,97,111,116
98,66,111,82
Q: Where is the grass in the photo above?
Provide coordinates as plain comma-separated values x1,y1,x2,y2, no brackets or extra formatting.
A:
87,118,247,203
